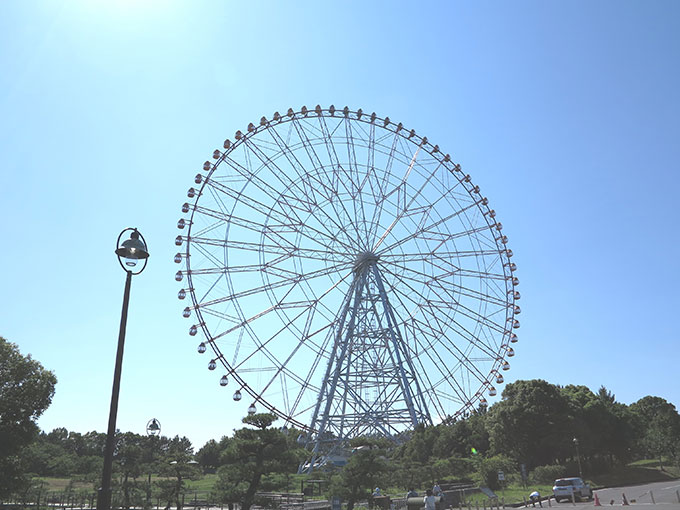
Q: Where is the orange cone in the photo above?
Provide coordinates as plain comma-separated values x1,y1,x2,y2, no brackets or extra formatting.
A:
594,494,601,507
622,494,629,506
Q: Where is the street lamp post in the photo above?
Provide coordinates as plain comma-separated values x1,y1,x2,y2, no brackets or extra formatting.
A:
146,419,161,509
573,437,583,479
97,228,149,510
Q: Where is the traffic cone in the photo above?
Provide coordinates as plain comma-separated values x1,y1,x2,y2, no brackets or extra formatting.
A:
622,493,629,506
594,493,601,507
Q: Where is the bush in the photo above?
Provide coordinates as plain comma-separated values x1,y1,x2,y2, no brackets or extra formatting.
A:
529,465,566,484
475,455,515,490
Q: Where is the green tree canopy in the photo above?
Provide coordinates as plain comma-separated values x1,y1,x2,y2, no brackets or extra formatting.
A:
329,438,388,510
486,379,572,468
212,413,305,510
630,396,680,468
196,439,221,473
0,337,57,497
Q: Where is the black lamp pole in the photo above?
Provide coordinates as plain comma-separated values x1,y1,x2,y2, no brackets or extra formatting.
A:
573,437,583,479
97,228,149,510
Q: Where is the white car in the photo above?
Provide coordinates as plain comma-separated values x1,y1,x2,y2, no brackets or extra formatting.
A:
552,477,592,502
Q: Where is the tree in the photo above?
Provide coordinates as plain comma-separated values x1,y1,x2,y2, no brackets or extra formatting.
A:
486,379,572,468
0,337,57,497
116,432,147,509
22,428,106,478
393,424,439,463
434,411,490,459
156,436,199,510
329,439,388,510
212,413,304,510
474,454,514,490
630,396,680,469
583,387,634,468
196,439,221,473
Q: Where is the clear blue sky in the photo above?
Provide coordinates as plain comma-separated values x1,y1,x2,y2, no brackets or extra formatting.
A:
1,0,679,450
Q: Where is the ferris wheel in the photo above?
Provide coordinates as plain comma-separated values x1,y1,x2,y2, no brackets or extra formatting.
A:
174,105,519,467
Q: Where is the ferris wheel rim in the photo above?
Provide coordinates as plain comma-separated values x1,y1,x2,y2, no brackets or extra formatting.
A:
176,105,520,431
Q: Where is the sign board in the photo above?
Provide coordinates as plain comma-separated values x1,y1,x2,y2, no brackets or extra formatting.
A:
498,471,505,481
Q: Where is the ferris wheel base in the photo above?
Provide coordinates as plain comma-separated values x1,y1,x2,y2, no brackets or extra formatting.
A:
298,453,349,474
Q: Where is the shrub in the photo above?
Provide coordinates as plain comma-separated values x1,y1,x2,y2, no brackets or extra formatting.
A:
529,465,566,484
474,455,515,490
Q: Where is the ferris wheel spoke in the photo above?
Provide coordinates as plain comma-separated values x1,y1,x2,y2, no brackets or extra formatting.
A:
193,204,271,234
194,262,352,311
378,265,505,362
190,236,337,262
343,119,373,245
350,126,401,242
383,261,508,310
265,124,355,236
188,215,229,239
243,134,359,244
370,146,422,252
392,261,509,307
198,198,352,256
373,271,495,382
204,175,309,224
198,306,240,324
316,116,367,246
420,304,504,362
382,249,505,264
371,139,458,252
383,326,460,418
189,234,231,272
409,275,509,338
212,263,354,349
228,297,352,416
292,118,365,244
205,177,236,217
219,150,325,235
283,306,339,419
343,117,361,192
376,199,483,256
407,312,493,395
235,305,325,402
430,295,508,338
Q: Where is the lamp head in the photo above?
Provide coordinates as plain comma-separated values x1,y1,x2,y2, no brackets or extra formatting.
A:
116,228,149,274
146,418,161,436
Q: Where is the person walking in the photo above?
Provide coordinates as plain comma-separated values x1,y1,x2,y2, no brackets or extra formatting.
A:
424,489,437,510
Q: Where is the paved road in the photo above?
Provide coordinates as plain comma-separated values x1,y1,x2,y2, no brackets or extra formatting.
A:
535,480,680,509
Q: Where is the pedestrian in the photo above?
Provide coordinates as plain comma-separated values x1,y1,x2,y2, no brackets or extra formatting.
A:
424,489,437,510
529,491,542,508
433,483,442,497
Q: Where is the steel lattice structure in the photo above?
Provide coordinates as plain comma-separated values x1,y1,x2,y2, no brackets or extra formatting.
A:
174,105,520,471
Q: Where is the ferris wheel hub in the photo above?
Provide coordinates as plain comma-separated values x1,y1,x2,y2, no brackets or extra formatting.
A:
353,252,380,274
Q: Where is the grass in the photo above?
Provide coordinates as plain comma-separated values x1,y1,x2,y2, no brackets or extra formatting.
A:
184,474,218,492
35,460,679,505
33,478,93,492
466,486,553,506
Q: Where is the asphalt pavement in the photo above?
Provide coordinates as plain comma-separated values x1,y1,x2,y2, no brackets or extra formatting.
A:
531,481,680,510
